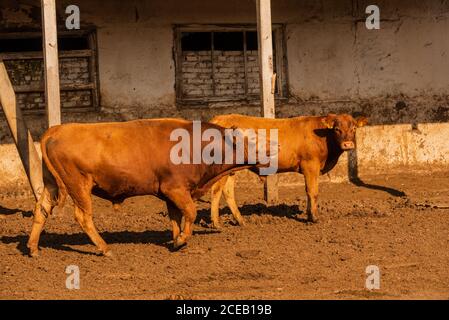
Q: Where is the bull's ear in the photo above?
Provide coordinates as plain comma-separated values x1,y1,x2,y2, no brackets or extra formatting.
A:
356,116,368,127
321,114,336,129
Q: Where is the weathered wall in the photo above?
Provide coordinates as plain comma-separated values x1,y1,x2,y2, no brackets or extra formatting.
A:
285,1,449,125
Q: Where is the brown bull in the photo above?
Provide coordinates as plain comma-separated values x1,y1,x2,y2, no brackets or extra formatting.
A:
27,119,273,257
209,113,368,228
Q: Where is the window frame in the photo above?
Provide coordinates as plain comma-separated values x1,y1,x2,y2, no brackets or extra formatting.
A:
0,29,100,114
174,24,289,106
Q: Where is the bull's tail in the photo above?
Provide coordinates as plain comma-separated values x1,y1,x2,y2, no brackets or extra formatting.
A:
40,132,67,208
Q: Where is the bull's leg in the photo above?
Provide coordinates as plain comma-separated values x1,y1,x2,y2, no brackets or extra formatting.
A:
177,200,197,248
27,186,57,257
70,179,111,256
74,204,111,257
210,176,227,229
163,187,197,249
222,175,245,226
301,161,320,223
166,201,182,242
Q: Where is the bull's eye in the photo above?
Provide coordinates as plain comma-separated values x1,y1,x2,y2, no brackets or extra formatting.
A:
334,127,341,133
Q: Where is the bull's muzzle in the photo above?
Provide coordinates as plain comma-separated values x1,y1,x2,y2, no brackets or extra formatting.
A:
341,141,355,150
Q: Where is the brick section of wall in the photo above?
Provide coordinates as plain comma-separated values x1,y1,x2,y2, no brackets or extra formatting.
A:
181,51,213,97
181,50,260,98
213,51,245,97
246,50,260,95
14,90,92,111
4,59,42,87
59,58,90,85
3,57,92,111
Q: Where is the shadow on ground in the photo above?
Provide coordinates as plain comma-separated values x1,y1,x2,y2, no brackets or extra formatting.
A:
350,177,407,198
197,203,308,224
348,149,407,198
0,229,220,256
0,205,33,218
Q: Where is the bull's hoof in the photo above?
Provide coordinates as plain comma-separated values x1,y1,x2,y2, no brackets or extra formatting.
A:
173,234,188,250
172,241,187,252
211,221,222,230
27,242,39,257
236,219,246,227
103,250,114,258
306,216,319,224
29,249,40,258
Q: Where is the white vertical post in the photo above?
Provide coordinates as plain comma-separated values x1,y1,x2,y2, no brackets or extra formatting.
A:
41,0,61,127
256,0,278,204
256,0,275,119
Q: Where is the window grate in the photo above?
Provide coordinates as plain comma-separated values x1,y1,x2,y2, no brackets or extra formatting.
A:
174,25,288,105
0,30,100,113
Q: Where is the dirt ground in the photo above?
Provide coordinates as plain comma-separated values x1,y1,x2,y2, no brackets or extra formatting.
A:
1,172,448,300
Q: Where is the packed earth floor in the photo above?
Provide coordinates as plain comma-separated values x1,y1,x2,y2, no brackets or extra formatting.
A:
1,172,448,299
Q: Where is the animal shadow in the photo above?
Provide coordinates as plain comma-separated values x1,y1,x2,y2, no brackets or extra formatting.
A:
348,149,406,198
350,176,406,197
0,204,33,218
1,229,217,256
197,203,308,225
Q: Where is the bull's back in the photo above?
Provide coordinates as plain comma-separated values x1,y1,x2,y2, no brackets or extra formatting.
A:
211,114,291,130
210,114,319,171
41,120,189,199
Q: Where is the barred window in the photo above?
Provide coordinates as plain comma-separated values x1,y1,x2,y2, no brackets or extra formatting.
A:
0,30,99,113
174,25,288,105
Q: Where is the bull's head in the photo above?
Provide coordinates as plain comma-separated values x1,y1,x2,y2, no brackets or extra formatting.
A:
321,113,368,151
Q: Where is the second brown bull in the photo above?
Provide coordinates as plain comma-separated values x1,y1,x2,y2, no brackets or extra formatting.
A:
209,113,368,228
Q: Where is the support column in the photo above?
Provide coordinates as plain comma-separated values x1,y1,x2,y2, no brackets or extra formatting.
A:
41,0,61,127
0,63,44,200
256,0,278,204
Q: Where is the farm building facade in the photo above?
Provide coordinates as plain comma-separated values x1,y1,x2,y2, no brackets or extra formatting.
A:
0,0,449,195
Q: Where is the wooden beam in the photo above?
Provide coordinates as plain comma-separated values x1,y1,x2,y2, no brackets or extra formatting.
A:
87,33,100,110
0,50,93,61
0,29,94,40
256,0,275,118
0,62,44,200
256,0,278,204
41,0,61,127
210,32,216,96
243,31,249,97
13,83,95,93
